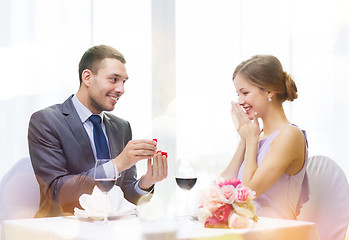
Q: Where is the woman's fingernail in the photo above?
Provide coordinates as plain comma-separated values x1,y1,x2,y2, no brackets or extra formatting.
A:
161,152,168,157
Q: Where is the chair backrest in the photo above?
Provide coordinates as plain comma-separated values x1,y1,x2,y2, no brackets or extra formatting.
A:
0,157,40,222
297,155,349,240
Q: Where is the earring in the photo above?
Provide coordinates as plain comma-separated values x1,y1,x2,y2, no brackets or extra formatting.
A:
268,97,272,102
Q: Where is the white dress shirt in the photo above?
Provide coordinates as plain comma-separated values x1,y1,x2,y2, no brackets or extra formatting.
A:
72,94,147,194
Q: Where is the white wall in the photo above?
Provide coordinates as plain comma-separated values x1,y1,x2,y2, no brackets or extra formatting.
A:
175,0,349,183
0,0,91,176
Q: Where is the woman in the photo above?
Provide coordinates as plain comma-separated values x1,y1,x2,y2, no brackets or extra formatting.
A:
221,55,309,220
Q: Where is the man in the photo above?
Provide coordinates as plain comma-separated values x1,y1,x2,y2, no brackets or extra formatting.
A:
28,45,167,217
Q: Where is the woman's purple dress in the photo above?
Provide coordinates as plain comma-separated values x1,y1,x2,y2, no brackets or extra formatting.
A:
238,125,309,219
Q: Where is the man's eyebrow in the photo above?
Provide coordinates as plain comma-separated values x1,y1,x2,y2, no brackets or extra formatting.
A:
109,73,129,80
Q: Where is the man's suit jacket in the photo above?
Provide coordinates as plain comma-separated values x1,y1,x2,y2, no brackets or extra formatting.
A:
28,95,142,217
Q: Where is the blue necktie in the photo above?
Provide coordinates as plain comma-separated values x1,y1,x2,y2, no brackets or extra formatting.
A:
89,115,110,159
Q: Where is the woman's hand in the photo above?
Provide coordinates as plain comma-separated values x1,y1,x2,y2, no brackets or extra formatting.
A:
231,101,260,141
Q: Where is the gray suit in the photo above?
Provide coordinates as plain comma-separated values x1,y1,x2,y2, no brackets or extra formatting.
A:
28,95,142,217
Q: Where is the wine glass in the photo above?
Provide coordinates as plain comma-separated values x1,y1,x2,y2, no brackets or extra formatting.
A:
94,159,116,224
175,158,197,219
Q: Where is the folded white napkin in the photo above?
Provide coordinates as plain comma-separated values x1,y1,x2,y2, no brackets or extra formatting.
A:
74,186,136,220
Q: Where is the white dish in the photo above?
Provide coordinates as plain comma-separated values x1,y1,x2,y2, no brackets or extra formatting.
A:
74,208,137,221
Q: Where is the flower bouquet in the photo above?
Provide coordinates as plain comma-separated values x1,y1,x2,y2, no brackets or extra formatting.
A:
197,178,258,229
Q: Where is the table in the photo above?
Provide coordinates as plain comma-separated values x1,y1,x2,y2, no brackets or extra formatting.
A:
1,216,319,240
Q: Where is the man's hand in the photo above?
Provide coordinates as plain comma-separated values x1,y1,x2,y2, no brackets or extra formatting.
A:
113,139,157,173
138,152,168,190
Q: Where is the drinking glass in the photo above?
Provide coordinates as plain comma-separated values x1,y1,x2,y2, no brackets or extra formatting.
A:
94,159,116,224
175,158,197,219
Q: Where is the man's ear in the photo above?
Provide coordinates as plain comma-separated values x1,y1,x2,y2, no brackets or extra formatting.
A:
81,69,92,87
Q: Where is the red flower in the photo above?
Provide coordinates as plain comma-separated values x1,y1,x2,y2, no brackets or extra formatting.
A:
204,204,234,228
205,216,228,228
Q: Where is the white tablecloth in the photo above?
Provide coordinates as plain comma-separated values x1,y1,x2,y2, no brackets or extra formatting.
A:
1,216,319,240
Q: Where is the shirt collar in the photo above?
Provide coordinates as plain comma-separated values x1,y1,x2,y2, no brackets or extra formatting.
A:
72,94,104,123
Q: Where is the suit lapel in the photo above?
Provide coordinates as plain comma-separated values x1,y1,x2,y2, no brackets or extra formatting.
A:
104,114,125,185
62,96,95,166
104,114,122,159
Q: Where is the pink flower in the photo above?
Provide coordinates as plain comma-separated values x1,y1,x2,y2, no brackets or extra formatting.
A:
198,178,258,229
228,213,251,228
218,178,241,188
219,185,237,204
205,200,224,212
207,186,221,200
201,185,226,212
198,186,220,208
236,185,255,203
198,206,212,223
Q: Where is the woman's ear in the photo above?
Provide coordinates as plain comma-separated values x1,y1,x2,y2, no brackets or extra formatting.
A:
267,90,274,99
81,69,92,87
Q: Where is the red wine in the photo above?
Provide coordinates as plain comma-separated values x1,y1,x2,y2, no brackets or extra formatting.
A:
176,177,197,190
95,179,116,193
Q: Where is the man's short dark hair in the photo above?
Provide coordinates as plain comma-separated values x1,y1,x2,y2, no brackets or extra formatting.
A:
78,45,126,84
